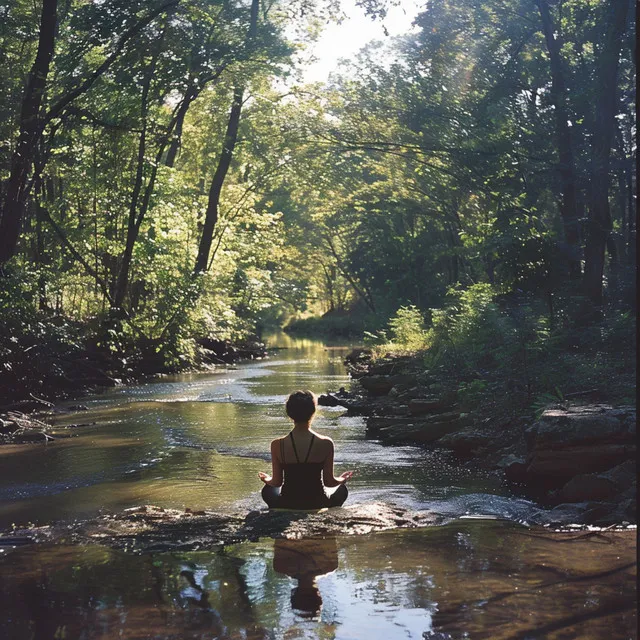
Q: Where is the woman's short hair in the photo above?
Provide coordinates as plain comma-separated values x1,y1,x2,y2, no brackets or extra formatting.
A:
286,390,317,422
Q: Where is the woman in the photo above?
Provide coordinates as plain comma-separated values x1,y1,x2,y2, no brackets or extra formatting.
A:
259,390,354,509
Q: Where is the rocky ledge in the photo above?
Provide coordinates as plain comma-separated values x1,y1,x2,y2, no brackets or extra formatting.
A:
0,502,445,553
322,350,636,527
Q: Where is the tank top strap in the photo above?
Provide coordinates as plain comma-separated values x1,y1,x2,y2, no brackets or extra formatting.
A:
289,432,300,463
304,434,315,463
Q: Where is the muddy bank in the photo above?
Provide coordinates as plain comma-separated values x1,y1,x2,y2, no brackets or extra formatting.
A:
321,349,637,527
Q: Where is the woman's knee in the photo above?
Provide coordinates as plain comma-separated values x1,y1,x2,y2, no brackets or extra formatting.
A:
261,484,280,507
330,483,348,507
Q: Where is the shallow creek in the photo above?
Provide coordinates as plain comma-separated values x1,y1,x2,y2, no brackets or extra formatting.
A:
0,333,636,638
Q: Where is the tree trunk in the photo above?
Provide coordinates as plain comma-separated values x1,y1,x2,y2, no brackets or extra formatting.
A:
193,0,259,274
164,89,195,168
535,0,581,279
0,0,57,265
583,0,630,305
112,27,167,310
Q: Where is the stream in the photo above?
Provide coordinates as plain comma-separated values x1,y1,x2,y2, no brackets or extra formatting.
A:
0,333,636,638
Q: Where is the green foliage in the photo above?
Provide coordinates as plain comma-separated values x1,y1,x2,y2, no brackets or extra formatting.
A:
285,312,373,338
531,388,565,419
425,284,507,370
0,0,634,395
458,378,488,406
387,305,430,351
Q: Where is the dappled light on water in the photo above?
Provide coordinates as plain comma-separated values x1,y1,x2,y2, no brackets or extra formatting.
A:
0,335,512,529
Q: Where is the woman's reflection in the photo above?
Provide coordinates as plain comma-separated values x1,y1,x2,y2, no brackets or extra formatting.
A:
273,536,339,618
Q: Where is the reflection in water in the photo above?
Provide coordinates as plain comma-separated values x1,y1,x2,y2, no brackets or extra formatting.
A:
0,521,634,640
273,536,339,618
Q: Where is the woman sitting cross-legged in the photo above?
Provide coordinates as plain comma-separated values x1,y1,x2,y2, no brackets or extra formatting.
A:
259,390,354,509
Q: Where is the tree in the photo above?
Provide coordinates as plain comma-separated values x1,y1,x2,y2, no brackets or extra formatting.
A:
583,0,631,305
194,0,259,275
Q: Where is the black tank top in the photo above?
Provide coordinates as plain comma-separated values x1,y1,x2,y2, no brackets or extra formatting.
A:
279,433,329,509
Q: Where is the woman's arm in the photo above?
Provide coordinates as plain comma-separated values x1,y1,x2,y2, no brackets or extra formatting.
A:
322,439,354,487
258,439,284,487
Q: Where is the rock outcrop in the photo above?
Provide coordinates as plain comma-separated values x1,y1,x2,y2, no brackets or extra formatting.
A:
342,352,636,526
1,502,446,553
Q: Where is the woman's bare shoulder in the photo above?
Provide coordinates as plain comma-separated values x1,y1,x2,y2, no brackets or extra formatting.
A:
312,432,334,446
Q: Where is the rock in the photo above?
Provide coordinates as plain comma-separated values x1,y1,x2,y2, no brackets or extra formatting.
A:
525,405,635,451
59,502,446,552
437,430,491,456
525,443,635,489
582,502,620,525
545,502,590,525
408,397,456,416
500,456,528,484
317,394,340,407
599,460,637,490
359,375,394,396
559,473,618,503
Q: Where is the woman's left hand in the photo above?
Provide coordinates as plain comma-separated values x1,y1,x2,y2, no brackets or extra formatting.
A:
339,470,355,482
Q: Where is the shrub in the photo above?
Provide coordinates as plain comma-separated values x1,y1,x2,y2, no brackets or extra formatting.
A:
387,305,430,351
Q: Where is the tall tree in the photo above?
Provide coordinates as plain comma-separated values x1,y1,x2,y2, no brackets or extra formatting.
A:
583,0,630,305
194,0,259,274
535,0,581,280
0,0,57,266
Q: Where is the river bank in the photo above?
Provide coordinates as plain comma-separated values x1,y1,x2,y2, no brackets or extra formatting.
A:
0,336,268,445
320,349,637,527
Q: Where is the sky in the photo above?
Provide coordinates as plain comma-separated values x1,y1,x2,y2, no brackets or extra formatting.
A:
299,0,423,83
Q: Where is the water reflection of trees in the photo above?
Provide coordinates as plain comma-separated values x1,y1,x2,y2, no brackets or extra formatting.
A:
0,543,272,640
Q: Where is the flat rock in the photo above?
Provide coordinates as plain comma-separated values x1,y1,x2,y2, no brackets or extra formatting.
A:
525,443,635,488
33,502,447,553
525,405,635,450
408,397,456,415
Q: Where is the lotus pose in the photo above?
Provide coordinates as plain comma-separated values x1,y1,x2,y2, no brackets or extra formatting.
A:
259,390,354,509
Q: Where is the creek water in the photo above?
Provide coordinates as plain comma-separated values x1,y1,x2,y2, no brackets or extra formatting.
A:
0,333,636,639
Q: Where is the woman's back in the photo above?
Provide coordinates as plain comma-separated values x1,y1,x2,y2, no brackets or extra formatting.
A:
279,432,327,508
